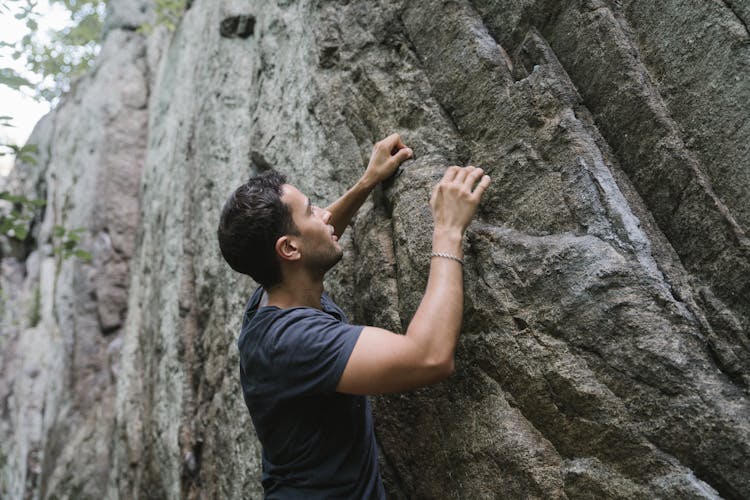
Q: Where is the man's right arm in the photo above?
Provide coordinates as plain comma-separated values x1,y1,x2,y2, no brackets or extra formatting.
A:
336,166,491,395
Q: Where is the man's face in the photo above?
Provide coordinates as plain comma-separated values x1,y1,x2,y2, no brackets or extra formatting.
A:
281,184,343,273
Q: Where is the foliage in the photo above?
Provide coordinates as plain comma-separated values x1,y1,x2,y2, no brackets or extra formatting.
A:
0,190,45,241
0,191,92,262
0,142,38,164
52,224,91,261
0,2,115,268
0,117,40,242
0,66,34,91
0,115,39,163
0,2,114,264
1,0,190,100
0,0,106,102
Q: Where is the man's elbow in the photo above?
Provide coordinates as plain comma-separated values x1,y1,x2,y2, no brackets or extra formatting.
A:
441,357,456,379
424,356,455,384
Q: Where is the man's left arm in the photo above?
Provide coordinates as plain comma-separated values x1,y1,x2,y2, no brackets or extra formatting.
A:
326,133,413,237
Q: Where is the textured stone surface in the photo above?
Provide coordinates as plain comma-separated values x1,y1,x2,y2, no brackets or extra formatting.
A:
0,24,148,500
1,0,748,499
104,0,150,32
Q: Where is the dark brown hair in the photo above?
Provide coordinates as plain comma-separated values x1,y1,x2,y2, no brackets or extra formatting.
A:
217,171,298,288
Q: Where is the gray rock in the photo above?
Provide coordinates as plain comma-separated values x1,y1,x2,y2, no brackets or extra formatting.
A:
1,0,748,499
104,0,151,33
0,26,148,500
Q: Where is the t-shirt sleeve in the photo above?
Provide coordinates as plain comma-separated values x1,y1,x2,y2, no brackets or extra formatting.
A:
271,310,363,395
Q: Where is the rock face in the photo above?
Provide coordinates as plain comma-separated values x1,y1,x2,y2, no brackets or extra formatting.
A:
1,0,748,499
0,27,148,500
0,23,149,499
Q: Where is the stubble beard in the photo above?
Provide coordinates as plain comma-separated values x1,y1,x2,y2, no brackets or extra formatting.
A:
307,243,343,276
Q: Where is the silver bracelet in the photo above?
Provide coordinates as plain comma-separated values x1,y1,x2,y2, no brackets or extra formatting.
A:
431,252,464,265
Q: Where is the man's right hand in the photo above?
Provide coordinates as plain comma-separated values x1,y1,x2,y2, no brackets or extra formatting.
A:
430,166,491,235
361,133,414,188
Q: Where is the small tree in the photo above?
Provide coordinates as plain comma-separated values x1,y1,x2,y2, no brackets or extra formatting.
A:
0,0,106,102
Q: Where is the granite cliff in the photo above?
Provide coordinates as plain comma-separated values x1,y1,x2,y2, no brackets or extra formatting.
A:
1,0,749,498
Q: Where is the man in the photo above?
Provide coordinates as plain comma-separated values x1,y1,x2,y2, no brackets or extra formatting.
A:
217,133,490,498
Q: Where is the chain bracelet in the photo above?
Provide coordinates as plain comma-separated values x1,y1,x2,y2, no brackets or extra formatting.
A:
431,252,464,265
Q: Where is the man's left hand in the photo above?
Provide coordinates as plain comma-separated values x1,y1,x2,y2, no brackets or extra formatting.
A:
362,133,413,187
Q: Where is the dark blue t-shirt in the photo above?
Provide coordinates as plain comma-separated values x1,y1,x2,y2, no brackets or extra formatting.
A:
238,287,386,499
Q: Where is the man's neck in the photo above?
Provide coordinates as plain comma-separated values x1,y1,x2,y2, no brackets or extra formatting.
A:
265,274,325,310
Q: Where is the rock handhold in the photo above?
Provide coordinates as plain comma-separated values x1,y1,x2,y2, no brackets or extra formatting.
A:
220,15,255,39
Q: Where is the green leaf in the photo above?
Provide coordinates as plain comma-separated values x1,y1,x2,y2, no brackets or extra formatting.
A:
13,225,28,240
1,192,24,203
17,146,38,163
2,0,105,102
18,153,37,165
73,249,92,261
0,67,34,91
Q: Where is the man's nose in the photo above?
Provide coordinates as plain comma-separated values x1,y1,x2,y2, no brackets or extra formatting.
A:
321,209,332,224
314,206,332,223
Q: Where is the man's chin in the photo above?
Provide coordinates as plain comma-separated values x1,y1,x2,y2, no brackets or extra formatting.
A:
318,248,343,274
330,248,344,268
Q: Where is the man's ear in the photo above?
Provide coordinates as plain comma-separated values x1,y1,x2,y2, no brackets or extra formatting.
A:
275,235,301,262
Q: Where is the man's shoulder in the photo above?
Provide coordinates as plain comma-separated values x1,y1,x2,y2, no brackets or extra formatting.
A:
240,296,363,395
239,288,354,360
242,303,341,350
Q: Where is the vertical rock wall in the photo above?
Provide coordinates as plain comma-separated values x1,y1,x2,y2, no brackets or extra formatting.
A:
1,0,748,498
0,19,148,499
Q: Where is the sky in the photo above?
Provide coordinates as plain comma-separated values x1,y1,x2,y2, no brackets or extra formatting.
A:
0,1,71,176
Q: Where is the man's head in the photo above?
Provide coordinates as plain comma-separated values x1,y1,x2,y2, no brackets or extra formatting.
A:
217,171,342,289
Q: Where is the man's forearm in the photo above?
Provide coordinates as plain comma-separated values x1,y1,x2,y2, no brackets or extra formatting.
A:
405,228,464,369
325,176,377,238
402,165,488,374
326,134,412,237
